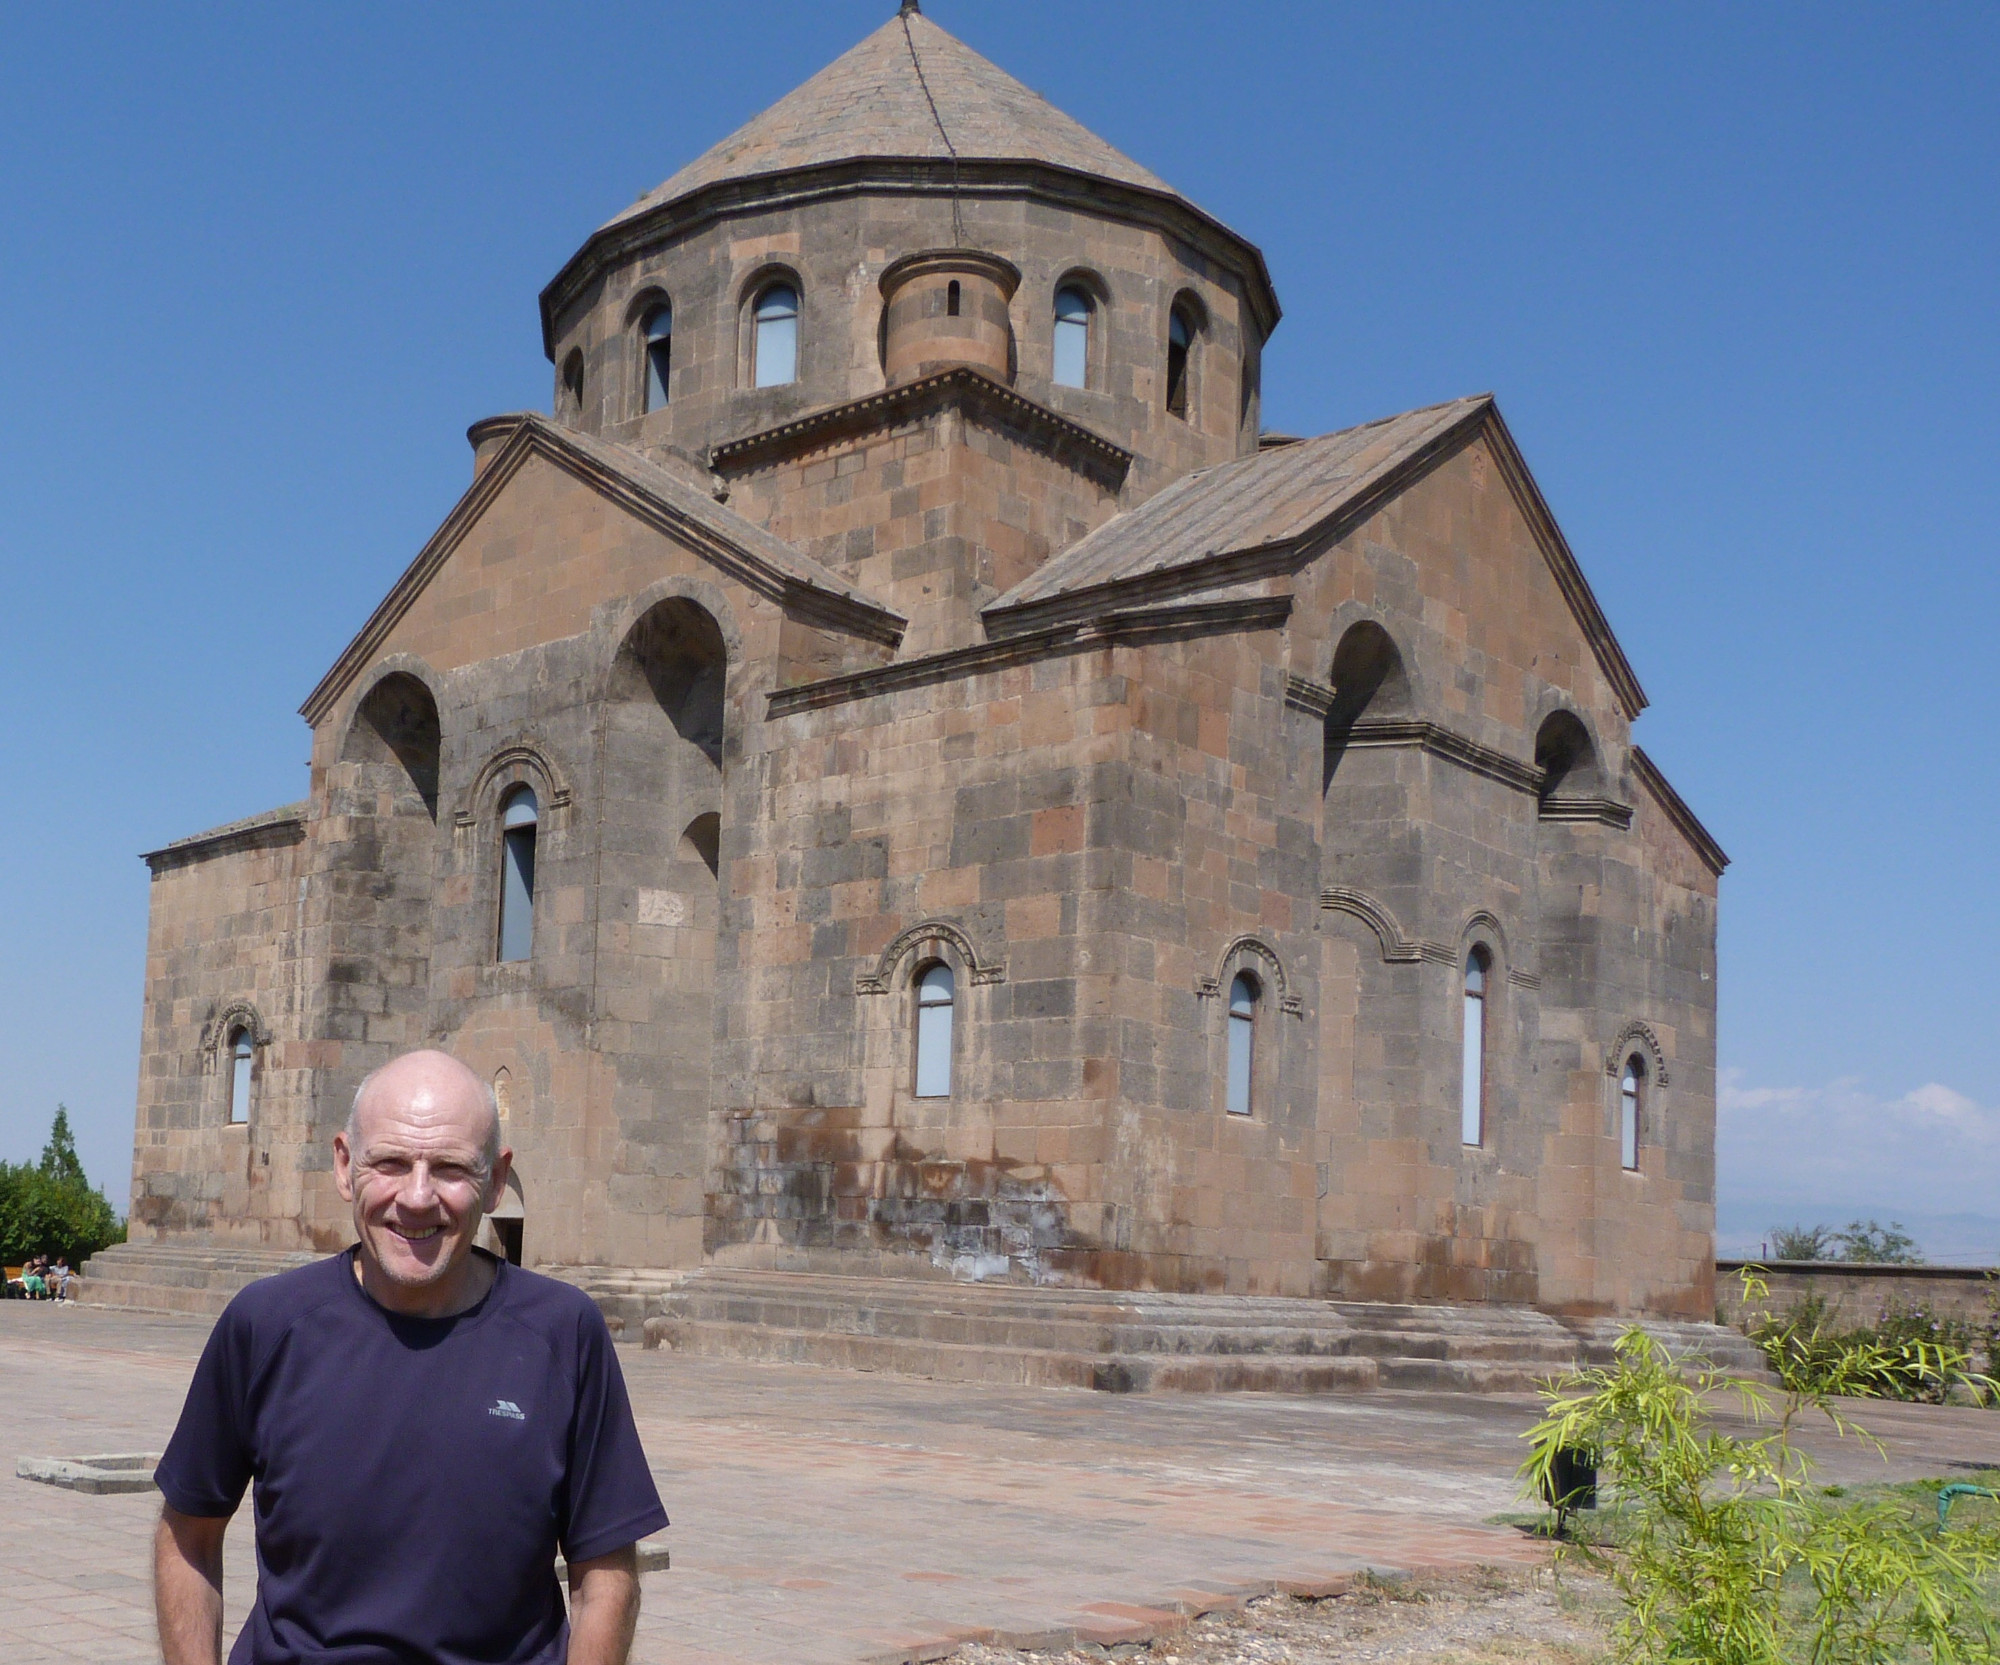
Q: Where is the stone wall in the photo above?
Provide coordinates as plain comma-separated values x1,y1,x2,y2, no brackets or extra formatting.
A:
131,810,310,1243
1718,1261,2000,1330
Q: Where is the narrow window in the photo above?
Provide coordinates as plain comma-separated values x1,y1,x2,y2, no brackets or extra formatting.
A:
227,1028,253,1125
1226,972,1258,1115
1621,1055,1646,1171
1461,949,1490,1146
914,962,954,1098
946,279,961,317
642,303,672,412
1053,285,1092,389
498,785,539,962
561,349,585,417
753,282,799,388
1166,308,1192,418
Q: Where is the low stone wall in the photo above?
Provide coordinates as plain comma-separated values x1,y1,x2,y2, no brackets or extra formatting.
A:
1717,1259,1997,1329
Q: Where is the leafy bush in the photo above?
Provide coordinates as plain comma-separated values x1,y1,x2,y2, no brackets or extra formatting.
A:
1832,1219,1924,1265
0,1107,126,1266
1768,1224,1834,1262
1745,1286,1997,1402
1523,1293,2000,1664
1766,1219,1925,1264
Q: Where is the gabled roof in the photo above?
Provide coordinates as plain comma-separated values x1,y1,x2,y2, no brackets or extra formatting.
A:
299,414,903,727
605,12,1175,234
984,395,1650,718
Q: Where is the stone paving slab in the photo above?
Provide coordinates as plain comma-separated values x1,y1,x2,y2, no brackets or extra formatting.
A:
4,1302,1998,1662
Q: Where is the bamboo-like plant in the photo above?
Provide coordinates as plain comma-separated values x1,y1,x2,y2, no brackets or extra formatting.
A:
1521,1273,2000,1664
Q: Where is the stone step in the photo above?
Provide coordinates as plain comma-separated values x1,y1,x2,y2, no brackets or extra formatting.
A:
74,1243,317,1316
641,1314,1382,1395
609,1267,1769,1397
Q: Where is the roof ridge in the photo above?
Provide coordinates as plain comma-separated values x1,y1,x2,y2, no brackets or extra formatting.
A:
603,12,1178,233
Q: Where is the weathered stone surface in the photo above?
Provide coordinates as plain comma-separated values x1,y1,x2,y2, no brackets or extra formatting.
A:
124,11,1723,1317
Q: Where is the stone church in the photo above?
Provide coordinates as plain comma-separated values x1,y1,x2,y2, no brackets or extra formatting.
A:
120,5,1727,1321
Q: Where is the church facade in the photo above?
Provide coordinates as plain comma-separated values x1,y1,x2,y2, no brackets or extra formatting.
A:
128,8,1726,1316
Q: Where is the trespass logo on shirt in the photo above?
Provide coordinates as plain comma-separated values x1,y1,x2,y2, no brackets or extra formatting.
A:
488,1399,526,1421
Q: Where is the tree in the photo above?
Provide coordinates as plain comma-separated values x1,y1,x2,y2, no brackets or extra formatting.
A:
0,1108,125,1266
39,1105,86,1188
1768,1223,1834,1261
1832,1218,1923,1265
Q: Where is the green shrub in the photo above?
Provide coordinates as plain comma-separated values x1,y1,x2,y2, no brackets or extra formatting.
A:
0,1108,126,1266
1524,1273,2000,1663
1747,1288,1996,1402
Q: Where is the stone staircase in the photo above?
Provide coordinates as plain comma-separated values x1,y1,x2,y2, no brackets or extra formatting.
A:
612,1266,1768,1395
74,1241,318,1317
71,1247,1769,1395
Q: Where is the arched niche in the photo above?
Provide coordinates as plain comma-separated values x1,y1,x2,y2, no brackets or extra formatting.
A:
1323,620,1412,791
1535,709,1605,809
342,671,442,820
613,596,728,768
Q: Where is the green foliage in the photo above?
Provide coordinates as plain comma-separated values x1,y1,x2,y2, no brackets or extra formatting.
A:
1833,1219,1925,1265
1748,1291,1996,1404
0,1108,125,1266
38,1104,86,1187
1522,1273,2000,1664
1768,1224,1834,1262
1767,1220,1925,1264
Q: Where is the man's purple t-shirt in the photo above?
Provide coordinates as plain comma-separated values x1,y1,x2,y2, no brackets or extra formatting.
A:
156,1250,668,1665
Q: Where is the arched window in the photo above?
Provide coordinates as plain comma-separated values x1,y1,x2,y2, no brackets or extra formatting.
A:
227,1028,254,1125
1166,307,1194,419
946,279,961,317
1052,285,1092,389
641,303,673,412
498,785,539,962
561,349,585,418
1461,948,1490,1146
1620,1055,1646,1171
1226,972,1258,1115
753,282,799,388
913,962,954,1098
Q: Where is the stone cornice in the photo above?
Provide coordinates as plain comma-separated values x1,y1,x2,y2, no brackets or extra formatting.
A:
709,366,1132,490
1538,795,1636,831
1342,719,1547,797
143,803,307,874
1631,745,1729,875
540,156,1281,355
767,596,1291,718
299,414,904,729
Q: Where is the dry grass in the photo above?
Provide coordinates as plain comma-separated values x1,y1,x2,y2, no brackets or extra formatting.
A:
953,1567,1615,1664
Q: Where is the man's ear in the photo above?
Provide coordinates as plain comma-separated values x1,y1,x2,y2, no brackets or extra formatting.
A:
484,1148,514,1215
332,1131,355,1202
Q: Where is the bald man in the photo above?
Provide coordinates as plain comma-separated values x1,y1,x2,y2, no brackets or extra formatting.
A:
152,1050,667,1665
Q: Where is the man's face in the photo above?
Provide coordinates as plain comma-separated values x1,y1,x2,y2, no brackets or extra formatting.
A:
334,1055,509,1300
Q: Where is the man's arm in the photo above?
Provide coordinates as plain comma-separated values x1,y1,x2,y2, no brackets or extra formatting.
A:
566,1543,640,1665
155,1505,230,1665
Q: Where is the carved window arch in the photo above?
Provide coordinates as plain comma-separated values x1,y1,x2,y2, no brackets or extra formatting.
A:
1200,937,1297,1119
856,918,1005,996
202,1000,270,1127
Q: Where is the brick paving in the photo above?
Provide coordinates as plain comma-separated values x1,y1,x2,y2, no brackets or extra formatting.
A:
5,1303,1999,1663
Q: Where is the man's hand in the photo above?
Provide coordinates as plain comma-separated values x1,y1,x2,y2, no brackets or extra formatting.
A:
155,1505,230,1665
566,1543,641,1665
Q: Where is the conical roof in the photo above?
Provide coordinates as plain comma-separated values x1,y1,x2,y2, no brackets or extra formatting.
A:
601,10,1181,233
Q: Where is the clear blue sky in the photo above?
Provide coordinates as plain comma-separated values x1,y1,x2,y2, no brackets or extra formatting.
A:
2,3,1994,1256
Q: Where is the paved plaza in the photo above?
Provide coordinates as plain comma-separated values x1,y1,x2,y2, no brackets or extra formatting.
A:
5,1301,1999,1663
